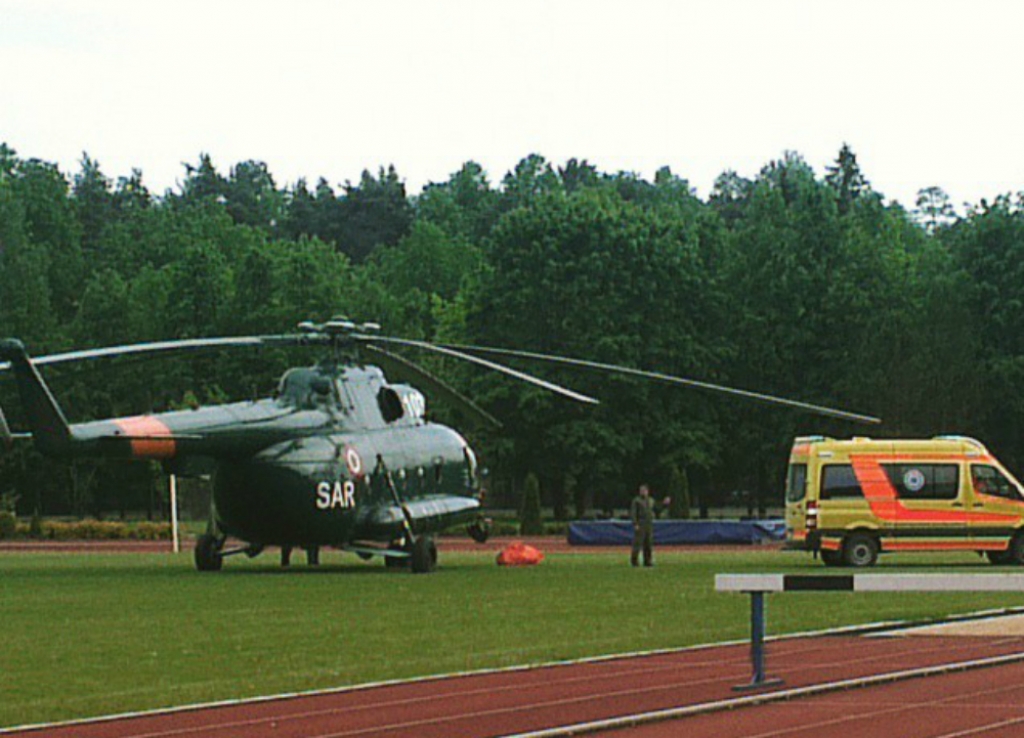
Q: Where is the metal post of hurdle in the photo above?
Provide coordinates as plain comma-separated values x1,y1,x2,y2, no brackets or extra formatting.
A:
715,573,1024,692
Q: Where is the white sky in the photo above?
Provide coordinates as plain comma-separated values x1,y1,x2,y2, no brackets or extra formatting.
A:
1,0,1022,211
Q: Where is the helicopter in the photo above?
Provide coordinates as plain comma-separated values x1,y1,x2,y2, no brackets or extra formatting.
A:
0,318,881,573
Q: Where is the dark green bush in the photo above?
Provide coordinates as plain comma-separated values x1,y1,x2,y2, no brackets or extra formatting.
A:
14,520,173,540
0,511,16,539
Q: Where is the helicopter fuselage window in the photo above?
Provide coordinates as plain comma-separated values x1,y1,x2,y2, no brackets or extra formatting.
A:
377,387,404,423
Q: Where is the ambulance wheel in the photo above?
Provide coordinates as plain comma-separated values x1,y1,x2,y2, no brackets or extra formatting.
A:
1007,533,1024,566
410,535,437,574
842,533,878,568
195,534,223,572
987,549,1012,565
820,549,843,567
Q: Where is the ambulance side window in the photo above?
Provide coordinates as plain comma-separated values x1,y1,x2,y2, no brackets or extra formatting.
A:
883,464,959,500
971,464,1020,500
820,465,864,500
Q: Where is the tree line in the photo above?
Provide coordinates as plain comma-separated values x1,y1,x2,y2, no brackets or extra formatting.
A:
1,142,1023,520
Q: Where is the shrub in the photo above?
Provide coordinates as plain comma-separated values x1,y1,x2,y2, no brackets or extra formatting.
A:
0,511,16,539
519,473,543,535
543,521,568,536
130,522,171,540
13,519,173,541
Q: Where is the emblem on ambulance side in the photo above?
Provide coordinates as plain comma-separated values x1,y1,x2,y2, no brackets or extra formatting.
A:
903,468,926,493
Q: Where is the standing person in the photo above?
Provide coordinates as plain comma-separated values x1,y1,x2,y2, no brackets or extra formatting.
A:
630,483,655,567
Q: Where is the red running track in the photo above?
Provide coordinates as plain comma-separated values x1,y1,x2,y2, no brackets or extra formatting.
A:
5,634,1024,738
600,659,1024,737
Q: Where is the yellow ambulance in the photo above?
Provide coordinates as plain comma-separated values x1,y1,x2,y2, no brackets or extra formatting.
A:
785,436,1024,566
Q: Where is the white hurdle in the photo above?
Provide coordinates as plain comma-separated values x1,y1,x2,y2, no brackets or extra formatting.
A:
715,573,1024,691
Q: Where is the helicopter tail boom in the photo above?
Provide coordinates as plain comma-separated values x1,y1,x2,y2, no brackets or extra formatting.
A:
0,339,74,455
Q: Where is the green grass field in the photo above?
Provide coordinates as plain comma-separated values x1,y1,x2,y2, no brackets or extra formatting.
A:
3,547,1024,728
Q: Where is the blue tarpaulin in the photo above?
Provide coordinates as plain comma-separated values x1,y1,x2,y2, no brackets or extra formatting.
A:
566,519,786,546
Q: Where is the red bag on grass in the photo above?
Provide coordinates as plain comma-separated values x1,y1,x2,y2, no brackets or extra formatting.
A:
496,541,545,566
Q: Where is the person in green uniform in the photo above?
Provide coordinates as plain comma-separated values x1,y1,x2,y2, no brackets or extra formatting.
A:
630,483,655,567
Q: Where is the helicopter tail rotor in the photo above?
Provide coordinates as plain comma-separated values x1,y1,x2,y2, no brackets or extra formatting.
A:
0,340,74,454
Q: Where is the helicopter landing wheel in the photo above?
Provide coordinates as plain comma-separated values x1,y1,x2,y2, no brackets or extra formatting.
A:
467,517,492,543
195,533,224,572
410,535,437,574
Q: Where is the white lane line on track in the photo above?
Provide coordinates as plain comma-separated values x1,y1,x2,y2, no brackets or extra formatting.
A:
4,608,1022,736
688,675,1024,732
501,652,1024,738
934,715,1024,738
711,669,1024,738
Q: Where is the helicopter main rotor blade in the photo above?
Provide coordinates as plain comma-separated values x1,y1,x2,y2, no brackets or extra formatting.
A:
432,343,882,425
361,345,502,430
0,335,312,372
354,335,600,406
0,404,12,447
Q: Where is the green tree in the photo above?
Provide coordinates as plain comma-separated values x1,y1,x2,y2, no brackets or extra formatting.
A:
825,143,871,214
336,166,413,262
465,183,726,505
112,169,152,214
361,221,483,338
914,186,957,233
416,161,499,244
166,241,232,338
9,157,83,325
0,179,58,348
558,158,599,193
667,465,690,519
519,472,543,535
945,197,1024,469
176,153,228,206
224,160,286,231
73,269,130,347
499,154,563,212
73,154,115,256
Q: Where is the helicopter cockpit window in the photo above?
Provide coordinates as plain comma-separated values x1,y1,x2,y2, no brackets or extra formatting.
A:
277,369,334,410
377,387,404,423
